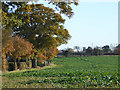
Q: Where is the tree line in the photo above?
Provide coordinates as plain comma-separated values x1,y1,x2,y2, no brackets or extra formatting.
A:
59,44,120,57
1,1,79,71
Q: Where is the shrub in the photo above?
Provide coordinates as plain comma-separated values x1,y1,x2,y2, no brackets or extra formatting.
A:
62,48,73,57
19,62,28,70
37,61,45,67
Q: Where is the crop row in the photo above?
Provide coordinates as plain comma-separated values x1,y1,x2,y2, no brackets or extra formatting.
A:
3,70,118,78
20,75,120,88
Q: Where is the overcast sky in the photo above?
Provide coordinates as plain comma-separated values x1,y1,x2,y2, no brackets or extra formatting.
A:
34,0,118,50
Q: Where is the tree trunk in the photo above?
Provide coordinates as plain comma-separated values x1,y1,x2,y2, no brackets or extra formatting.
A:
14,61,17,70
2,53,8,72
35,57,37,68
32,58,37,68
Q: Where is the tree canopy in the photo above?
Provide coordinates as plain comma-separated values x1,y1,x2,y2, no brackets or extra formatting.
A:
12,4,71,49
1,1,79,71
2,1,78,49
2,29,34,71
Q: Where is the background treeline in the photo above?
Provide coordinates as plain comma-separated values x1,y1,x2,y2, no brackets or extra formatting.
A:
1,1,79,71
59,44,120,57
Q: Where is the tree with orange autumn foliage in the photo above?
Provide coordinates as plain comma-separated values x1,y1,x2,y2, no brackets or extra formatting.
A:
8,36,34,60
45,47,59,60
45,46,59,65
2,29,34,71
37,52,47,63
37,46,58,65
2,29,14,71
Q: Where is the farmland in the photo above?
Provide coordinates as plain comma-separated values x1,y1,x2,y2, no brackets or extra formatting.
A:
2,55,119,88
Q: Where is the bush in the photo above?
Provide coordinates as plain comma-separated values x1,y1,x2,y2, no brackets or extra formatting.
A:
37,61,45,67
18,62,28,70
62,48,73,57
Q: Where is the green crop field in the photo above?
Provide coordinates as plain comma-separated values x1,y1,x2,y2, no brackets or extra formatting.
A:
2,55,120,88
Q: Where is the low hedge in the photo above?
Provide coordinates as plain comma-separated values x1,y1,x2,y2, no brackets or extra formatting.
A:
8,61,32,71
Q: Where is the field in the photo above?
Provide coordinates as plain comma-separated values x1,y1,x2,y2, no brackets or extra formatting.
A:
2,55,120,88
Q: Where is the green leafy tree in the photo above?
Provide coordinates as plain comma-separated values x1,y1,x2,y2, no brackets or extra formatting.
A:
113,44,120,55
2,1,78,68
2,2,25,29
102,45,111,54
13,4,71,49
86,46,93,56
62,48,73,57
93,47,102,56
2,1,78,29
2,1,78,49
